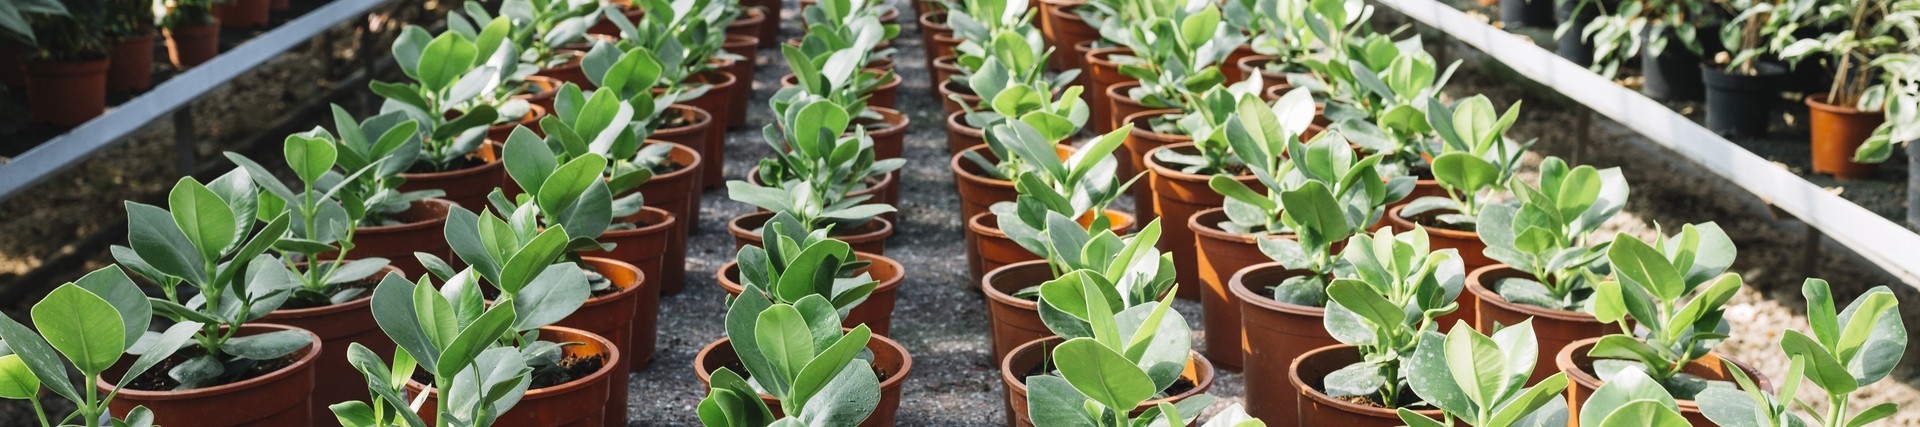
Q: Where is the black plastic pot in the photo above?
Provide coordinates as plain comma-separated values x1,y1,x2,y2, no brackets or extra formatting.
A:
1640,27,1711,101
1701,62,1784,137
1503,0,1554,28
1554,0,1601,66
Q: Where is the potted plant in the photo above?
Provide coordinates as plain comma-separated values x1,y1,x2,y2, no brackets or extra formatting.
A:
326,274,529,427
1106,2,1239,136
1395,321,1573,427
950,84,1093,222
1289,226,1462,426
945,28,1081,133
969,121,1133,276
1198,91,1408,370
376,24,518,210
107,173,322,426
1003,274,1209,426
716,212,904,334
1223,0,1326,92
1138,81,1266,299
1579,0,1715,100
156,0,219,68
104,0,153,93
748,95,907,212
983,212,1173,361
727,99,899,253
603,0,741,185
1388,95,1529,273
1556,222,1764,424
1469,156,1629,382
438,13,547,143
693,275,910,426
0,266,201,427
776,15,908,159
1700,0,1791,137
1779,0,1920,179
1576,365,1694,426
1698,278,1905,427
0,0,65,89
412,207,622,425
470,0,599,88
22,1,108,127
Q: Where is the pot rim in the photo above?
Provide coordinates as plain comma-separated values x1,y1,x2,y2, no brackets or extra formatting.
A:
919,10,949,30
1288,344,1447,418
578,256,647,308
400,144,505,180
945,111,984,137
651,105,714,139
97,324,321,400
264,265,406,319
950,143,1077,192
715,250,905,298
938,79,980,100
1085,47,1134,70
603,205,678,237
355,198,456,235
1045,0,1090,20
1106,80,1146,106
1188,207,1278,244
632,140,703,188
1555,336,1771,411
1227,261,1328,316
1145,142,1260,185
726,211,896,244
731,7,766,27
968,210,1135,240
999,336,1216,408
859,106,911,137
408,325,621,398
724,33,760,47
1127,110,1195,147
1804,94,1879,115
980,259,1053,311
692,329,915,392
1465,264,1605,323
1385,204,1479,240
487,103,547,133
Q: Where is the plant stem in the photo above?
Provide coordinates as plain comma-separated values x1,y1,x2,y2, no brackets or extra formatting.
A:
28,393,47,427
1826,394,1850,427
82,373,100,427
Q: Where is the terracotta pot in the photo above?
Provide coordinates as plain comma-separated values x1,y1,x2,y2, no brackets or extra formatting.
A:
1393,178,1448,209
728,211,893,255
694,332,912,427
24,58,109,127
981,261,1057,362
536,50,593,89
727,7,770,48
1467,264,1611,383
398,143,504,211
1238,55,1297,95
554,257,644,424
628,141,703,294
646,105,715,194
1231,262,1336,424
0,39,23,88
99,324,319,426
1126,109,1194,219
513,75,562,113
1806,95,1883,179
944,112,986,155
262,265,402,425
921,13,957,64
866,57,897,73
580,208,676,370
214,0,270,29
752,6,778,45
1084,47,1135,135
1190,208,1281,371
164,24,220,68
409,327,618,426
665,70,737,187
336,198,454,278
950,144,1075,223
967,210,1134,280
1558,337,1770,426
932,54,963,87
1291,345,1448,426
1222,45,1259,83
1384,204,1486,326
722,34,760,128
1042,0,1099,71
486,104,546,143
107,33,155,94
1001,336,1215,427
861,106,911,160
1145,142,1255,300
715,252,905,335
938,78,982,116
1106,80,1155,134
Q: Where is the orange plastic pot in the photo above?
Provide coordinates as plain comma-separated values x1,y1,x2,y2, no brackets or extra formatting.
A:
644,104,714,194
336,198,454,278
1106,80,1155,133
1806,94,1884,179
1042,0,1099,71
1291,345,1447,426
262,266,402,425
1384,204,1487,325
163,24,220,68
398,143,504,211
554,257,645,423
409,327,619,426
715,251,904,335
938,78,982,116
1230,262,1336,424
950,144,1075,224
99,324,319,426
24,58,108,126
694,332,912,427
1001,337,1215,427
1190,208,1282,371
1145,142,1257,300
981,261,1056,362
722,35,760,128
1222,45,1259,82
664,70,737,187
861,106,911,160
728,211,893,255
945,111,985,155
628,141,702,294
1559,337,1769,426
107,33,155,94
580,208,676,369
1084,47,1135,135
1126,109,1194,221
1467,264,1612,383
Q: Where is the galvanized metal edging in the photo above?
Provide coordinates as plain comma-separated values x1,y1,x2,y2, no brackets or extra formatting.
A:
0,0,400,201
1372,0,1920,285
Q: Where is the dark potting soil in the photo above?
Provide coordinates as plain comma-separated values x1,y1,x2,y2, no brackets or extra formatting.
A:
1406,208,1479,233
279,270,381,310
607,214,664,231
531,353,606,388
1332,391,1439,410
123,348,299,391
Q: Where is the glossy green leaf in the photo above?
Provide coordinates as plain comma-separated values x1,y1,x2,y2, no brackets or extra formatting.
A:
1052,337,1157,411
30,284,125,376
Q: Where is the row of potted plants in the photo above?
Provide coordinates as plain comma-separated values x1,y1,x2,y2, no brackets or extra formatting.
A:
1,0,246,127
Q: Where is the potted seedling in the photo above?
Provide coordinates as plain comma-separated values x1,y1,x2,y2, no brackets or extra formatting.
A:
108,173,321,427
970,121,1132,269
327,273,528,427
717,212,904,334
1557,222,1762,423
21,0,108,127
776,17,908,158
693,279,909,426
459,0,598,88
1223,0,1326,91
1396,321,1573,427
574,40,711,284
947,29,1083,146
749,95,907,212
104,0,153,93
376,22,519,209
983,212,1174,361
1469,156,1629,381
1308,35,1458,188
727,99,899,253
1106,2,1239,135
1138,82,1265,300
603,0,741,180
0,266,201,427
1389,95,1529,271
1004,273,1209,426
411,207,621,425
1578,0,1715,100
1578,365,1695,426
1698,278,1906,427
0,0,64,88
1780,0,1920,179
1289,226,1463,426
950,80,1093,222
1200,91,1409,370
1849,54,1918,226
155,0,218,68
1700,0,1792,136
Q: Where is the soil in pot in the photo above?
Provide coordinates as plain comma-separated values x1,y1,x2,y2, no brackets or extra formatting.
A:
629,141,703,294
25,58,109,126
715,252,904,335
164,24,220,68
1702,62,1784,137
1806,94,1885,179
555,257,645,423
1000,336,1215,427
1290,345,1447,426
329,198,454,278
1558,337,1770,426
1145,142,1257,301
1230,262,1338,423
967,210,1134,280
263,265,402,425
1501,0,1554,28
727,211,893,255
694,332,913,427
409,326,618,426
982,260,1057,362
108,33,155,94
398,143,506,211
1466,264,1612,383
101,324,320,426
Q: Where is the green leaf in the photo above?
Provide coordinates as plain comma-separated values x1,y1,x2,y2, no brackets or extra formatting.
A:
1026,375,1098,427
0,313,79,404
1607,236,1683,301
1326,279,1404,330
798,358,882,426
0,355,38,400
1445,323,1507,408
1431,152,1499,195
168,179,241,266
73,266,152,349
536,154,608,217
789,325,872,409
754,304,816,399
30,283,125,376
1779,330,1857,394
285,134,338,185
1052,337,1157,411
438,303,516,380
502,129,559,196
416,33,478,92
224,330,312,360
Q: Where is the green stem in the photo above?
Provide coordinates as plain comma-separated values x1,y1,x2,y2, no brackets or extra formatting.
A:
434,374,450,427
82,373,100,427
1826,394,1849,427
28,392,47,427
